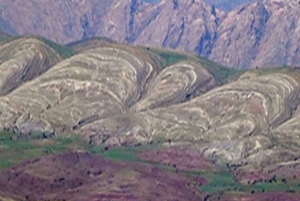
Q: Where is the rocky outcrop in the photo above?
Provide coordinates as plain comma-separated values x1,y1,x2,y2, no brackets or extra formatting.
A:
1,37,300,175
0,0,114,44
0,0,221,61
1,0,299,68
0,37,218,134
80,69,300,164
209,2,271,68
0,38,61,95
210,0,300,68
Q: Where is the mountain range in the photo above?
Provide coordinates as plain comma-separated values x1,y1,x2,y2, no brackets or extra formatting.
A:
0,35,300,183
1,1,300,200
0,26,300,201
0,0,299,69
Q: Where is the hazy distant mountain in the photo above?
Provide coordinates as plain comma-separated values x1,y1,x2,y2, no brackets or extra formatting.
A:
203,0,262,11
210,0,300,68
143,0,262,11
0,16,16,35
0,0,299,68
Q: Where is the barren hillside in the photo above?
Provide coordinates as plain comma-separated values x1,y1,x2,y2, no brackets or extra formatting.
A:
0,36,298,184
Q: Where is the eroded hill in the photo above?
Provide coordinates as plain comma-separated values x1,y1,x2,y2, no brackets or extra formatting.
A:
0,37,300,200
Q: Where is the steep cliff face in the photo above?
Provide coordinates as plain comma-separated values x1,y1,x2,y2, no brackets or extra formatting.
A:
0,0,223,57
210,0,300,68
89,0,223,57
0,0,113,44
131,0,222,57
253,0,300,68
210,2,271,68
0,0,300,68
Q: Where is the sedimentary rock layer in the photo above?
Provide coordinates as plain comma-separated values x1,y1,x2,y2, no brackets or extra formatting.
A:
1,37,300,173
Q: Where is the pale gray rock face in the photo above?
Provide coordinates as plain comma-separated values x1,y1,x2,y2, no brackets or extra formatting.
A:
210,0,300,68
1,36,300,170
97,0,223,57
0,0,300,69
209,2,271,69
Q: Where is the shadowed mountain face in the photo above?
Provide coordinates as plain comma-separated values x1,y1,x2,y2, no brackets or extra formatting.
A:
210,0,300,69
1,0,299,68
0,38,61,95
204,0,263,11
0,36,300,184
143,0,262,11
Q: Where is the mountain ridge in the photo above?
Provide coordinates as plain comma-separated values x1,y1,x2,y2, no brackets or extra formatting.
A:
0,36,299,175
0,35,300,200
0,0,299,68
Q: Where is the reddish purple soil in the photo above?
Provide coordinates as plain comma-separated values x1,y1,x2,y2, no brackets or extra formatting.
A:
140,146,213,172
234,161,300,185
0,151,204,201
220,192,300,201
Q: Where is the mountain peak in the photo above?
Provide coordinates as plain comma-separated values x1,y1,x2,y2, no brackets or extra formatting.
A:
0,0,299,68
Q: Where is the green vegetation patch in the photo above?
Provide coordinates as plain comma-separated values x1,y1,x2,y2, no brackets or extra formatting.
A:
199,171,238,193
87,142,161,162
168,162,300,195
87,145,138,161
0,130,162,169
147,47,244,84
41,38,77,59
0,35,77,59
146,48,188,67
197,57,244,84
101,147,138,161
0,32,13,43
1,130,300,195
0,131,86,168
186,169,300,194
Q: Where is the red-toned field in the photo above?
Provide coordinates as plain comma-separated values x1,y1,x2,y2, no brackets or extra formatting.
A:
219,192,300,201
0,151,204,201
139,145,214,172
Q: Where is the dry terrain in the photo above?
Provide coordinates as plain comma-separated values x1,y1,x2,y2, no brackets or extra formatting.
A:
0,36,299,200
0,151,204,201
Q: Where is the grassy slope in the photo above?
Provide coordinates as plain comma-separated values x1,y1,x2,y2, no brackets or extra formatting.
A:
0,33,11,42
1,130,300,196
147,47,244,84
0,35,77,59
41,37,77,59
0,131,85,168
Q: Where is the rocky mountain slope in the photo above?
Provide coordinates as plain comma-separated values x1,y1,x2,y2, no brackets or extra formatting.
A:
210,0,300,68
0,0,299,68
0,35,300,185
205,0,262,11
